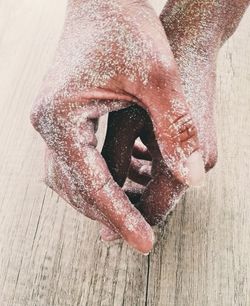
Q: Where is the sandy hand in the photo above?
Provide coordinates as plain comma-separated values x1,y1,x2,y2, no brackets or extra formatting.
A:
30,0,204,253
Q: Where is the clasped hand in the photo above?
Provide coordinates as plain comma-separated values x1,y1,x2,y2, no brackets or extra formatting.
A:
30,0,249,254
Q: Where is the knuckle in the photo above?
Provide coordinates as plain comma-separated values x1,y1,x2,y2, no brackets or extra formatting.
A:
168,113,198,143
30,94,71,143
31,93,98,155
30,96,56,134
30,95,68,152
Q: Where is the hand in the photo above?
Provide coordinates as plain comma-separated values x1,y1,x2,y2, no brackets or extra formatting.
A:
100,0,250,238
30,0,204,254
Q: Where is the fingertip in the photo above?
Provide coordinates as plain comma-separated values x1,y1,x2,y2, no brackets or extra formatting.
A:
185,151,205,187
100,220,154,254
125,222,155,255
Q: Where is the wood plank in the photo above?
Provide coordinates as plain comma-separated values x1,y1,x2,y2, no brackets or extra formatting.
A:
0,0,249,305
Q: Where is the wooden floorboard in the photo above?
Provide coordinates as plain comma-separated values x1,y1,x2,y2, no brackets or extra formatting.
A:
0,1,249,305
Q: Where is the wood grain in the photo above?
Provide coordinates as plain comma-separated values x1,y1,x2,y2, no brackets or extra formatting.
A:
0,1,249,305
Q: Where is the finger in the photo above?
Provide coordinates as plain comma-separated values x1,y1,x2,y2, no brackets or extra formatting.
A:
100,176,147,242
135,120,187,225
133,52,205,186
44,147,118,233
128,157,152,186
33,99,154,254
128,135,186,225
125,157,186,226
132,138,152,161
140,171,187,226
127,163,186,226
123,178,145,204
102,105,147,187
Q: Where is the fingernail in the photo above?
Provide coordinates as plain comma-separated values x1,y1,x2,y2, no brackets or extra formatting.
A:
185,151,205,187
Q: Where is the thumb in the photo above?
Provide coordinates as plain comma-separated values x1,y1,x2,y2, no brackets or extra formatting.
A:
137,65,205,187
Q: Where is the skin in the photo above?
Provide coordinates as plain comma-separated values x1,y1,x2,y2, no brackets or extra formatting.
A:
30,0,205,254
100,0,250,240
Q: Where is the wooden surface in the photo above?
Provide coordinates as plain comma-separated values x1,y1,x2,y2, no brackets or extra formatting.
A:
0,1,250,305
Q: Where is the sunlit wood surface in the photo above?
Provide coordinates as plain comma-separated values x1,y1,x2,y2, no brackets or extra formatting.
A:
0,1,250,305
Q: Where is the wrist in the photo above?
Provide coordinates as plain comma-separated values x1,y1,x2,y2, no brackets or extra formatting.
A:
161,0,250,46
